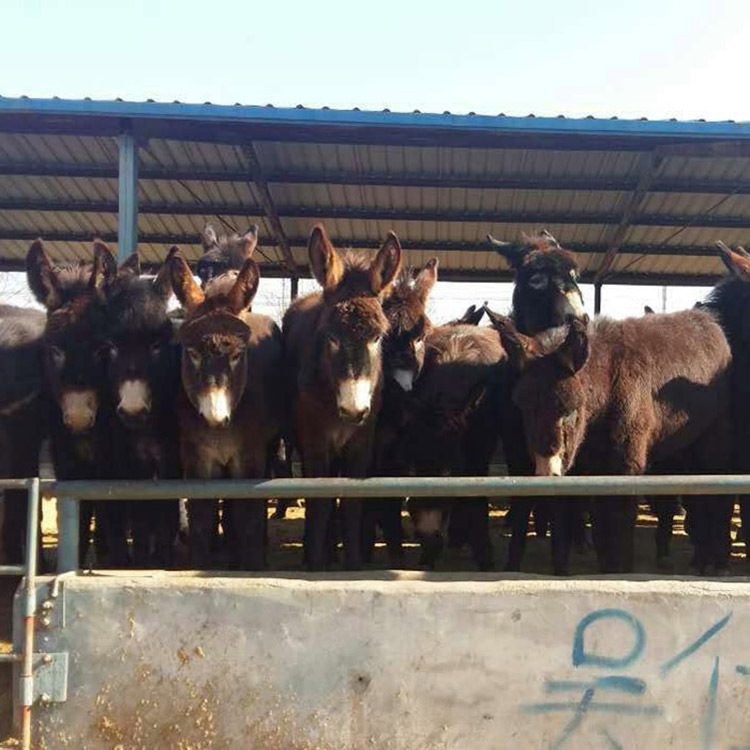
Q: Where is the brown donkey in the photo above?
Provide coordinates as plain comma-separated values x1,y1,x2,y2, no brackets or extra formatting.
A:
489,310,733,574
283,224,402,570
169,250,285,569
364,258,439,564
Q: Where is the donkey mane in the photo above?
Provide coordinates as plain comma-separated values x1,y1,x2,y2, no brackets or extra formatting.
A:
703,276,750,347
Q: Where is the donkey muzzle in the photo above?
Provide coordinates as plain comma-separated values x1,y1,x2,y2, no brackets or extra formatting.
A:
60,389,98,434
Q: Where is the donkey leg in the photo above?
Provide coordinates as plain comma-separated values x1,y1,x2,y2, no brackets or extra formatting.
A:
228,499,268,571
655,498,676,571
467,498,494,572
305,499,335,571
380,500,405,568
551,501,574,576
340,499,364,571
505,500,532,572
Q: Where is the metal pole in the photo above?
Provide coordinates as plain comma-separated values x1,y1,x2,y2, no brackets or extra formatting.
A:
594,282,602,315
118,129,139,263
20,478,39,750
56,497,79,574
47,474,750,501
290,275,299,301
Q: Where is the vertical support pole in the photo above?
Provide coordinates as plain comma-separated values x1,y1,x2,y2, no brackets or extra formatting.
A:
20,478,39,750
56,497,79,574
662,285,668,313
118,129,139,263
290,275,299,301
594,282,602,315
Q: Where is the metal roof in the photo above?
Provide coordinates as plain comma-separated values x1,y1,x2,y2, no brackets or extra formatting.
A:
2,96,750,285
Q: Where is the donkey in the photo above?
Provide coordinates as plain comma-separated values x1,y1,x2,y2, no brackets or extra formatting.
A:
487,231,589,571
363,258,438,565
0,306,46,563
100,253,181,567
399,324,505,570
447,303,486,326
195,223,259,287
26,239,116,565
196,222,294,521
283,224,401,570
169,249,284,569
490,310,733,575
703,241,750,561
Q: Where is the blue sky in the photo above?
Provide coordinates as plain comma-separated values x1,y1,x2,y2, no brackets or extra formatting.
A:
0,0,744,318
2,0,748,120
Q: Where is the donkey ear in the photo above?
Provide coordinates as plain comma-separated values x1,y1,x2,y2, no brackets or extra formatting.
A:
202,223,219,250
414,257,438,303
308,223,344,290
152,258,173,301
239,224,259,259
716,241,750,278
467,304,485,325
26,239,61,309
370,231,403,294
556,319,589,375
119,252,141,277
228,258,260,315
540,229,561,249
485,307,535,370
90,239,117,291
487,234,528,269
168,248,205,311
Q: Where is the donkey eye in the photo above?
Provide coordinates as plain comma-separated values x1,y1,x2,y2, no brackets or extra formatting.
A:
528,273,548,290
327,335,340,353
570,270,579,281
187,348,201,367
229,351,242,368
150,343,162,358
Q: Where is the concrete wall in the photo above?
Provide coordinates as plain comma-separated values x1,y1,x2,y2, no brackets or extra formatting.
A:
17,572,750,749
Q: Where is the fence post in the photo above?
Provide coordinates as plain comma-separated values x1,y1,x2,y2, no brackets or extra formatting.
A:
56,497,79,574
20,478,40,750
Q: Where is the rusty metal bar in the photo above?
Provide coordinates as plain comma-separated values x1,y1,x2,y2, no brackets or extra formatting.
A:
20,477,39,750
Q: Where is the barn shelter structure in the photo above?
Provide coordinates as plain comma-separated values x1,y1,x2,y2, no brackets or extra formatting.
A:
2,97,750,312
4,99,750,749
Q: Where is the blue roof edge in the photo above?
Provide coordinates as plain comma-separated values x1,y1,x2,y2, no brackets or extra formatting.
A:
1,96,750,140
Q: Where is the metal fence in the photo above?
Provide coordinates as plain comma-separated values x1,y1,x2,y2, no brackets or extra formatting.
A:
46,472,750,576
5,473,750,748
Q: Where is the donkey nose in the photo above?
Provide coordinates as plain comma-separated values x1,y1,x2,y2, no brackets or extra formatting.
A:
339,405,370,425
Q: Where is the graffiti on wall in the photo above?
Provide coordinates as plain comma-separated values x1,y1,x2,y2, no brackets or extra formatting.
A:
520,607,747,749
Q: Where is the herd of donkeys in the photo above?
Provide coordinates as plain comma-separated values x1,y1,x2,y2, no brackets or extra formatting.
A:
1,222,749,577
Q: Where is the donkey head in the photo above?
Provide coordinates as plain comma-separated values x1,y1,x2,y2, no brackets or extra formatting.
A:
309,223,401,425
487,308,589,476
195,223,259,288
26,239,116,433
169,249,259,427
102,253,174,427
381,258,438,392
488,231,587,335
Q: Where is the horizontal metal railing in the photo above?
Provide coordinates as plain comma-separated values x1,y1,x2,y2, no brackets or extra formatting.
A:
43,474,750,501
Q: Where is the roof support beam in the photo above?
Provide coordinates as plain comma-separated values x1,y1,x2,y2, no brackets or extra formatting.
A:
594,151,665,283
0,229,729,258
4,161,750,196
2,197,750,231
239,142,298,278
117,130,138,262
